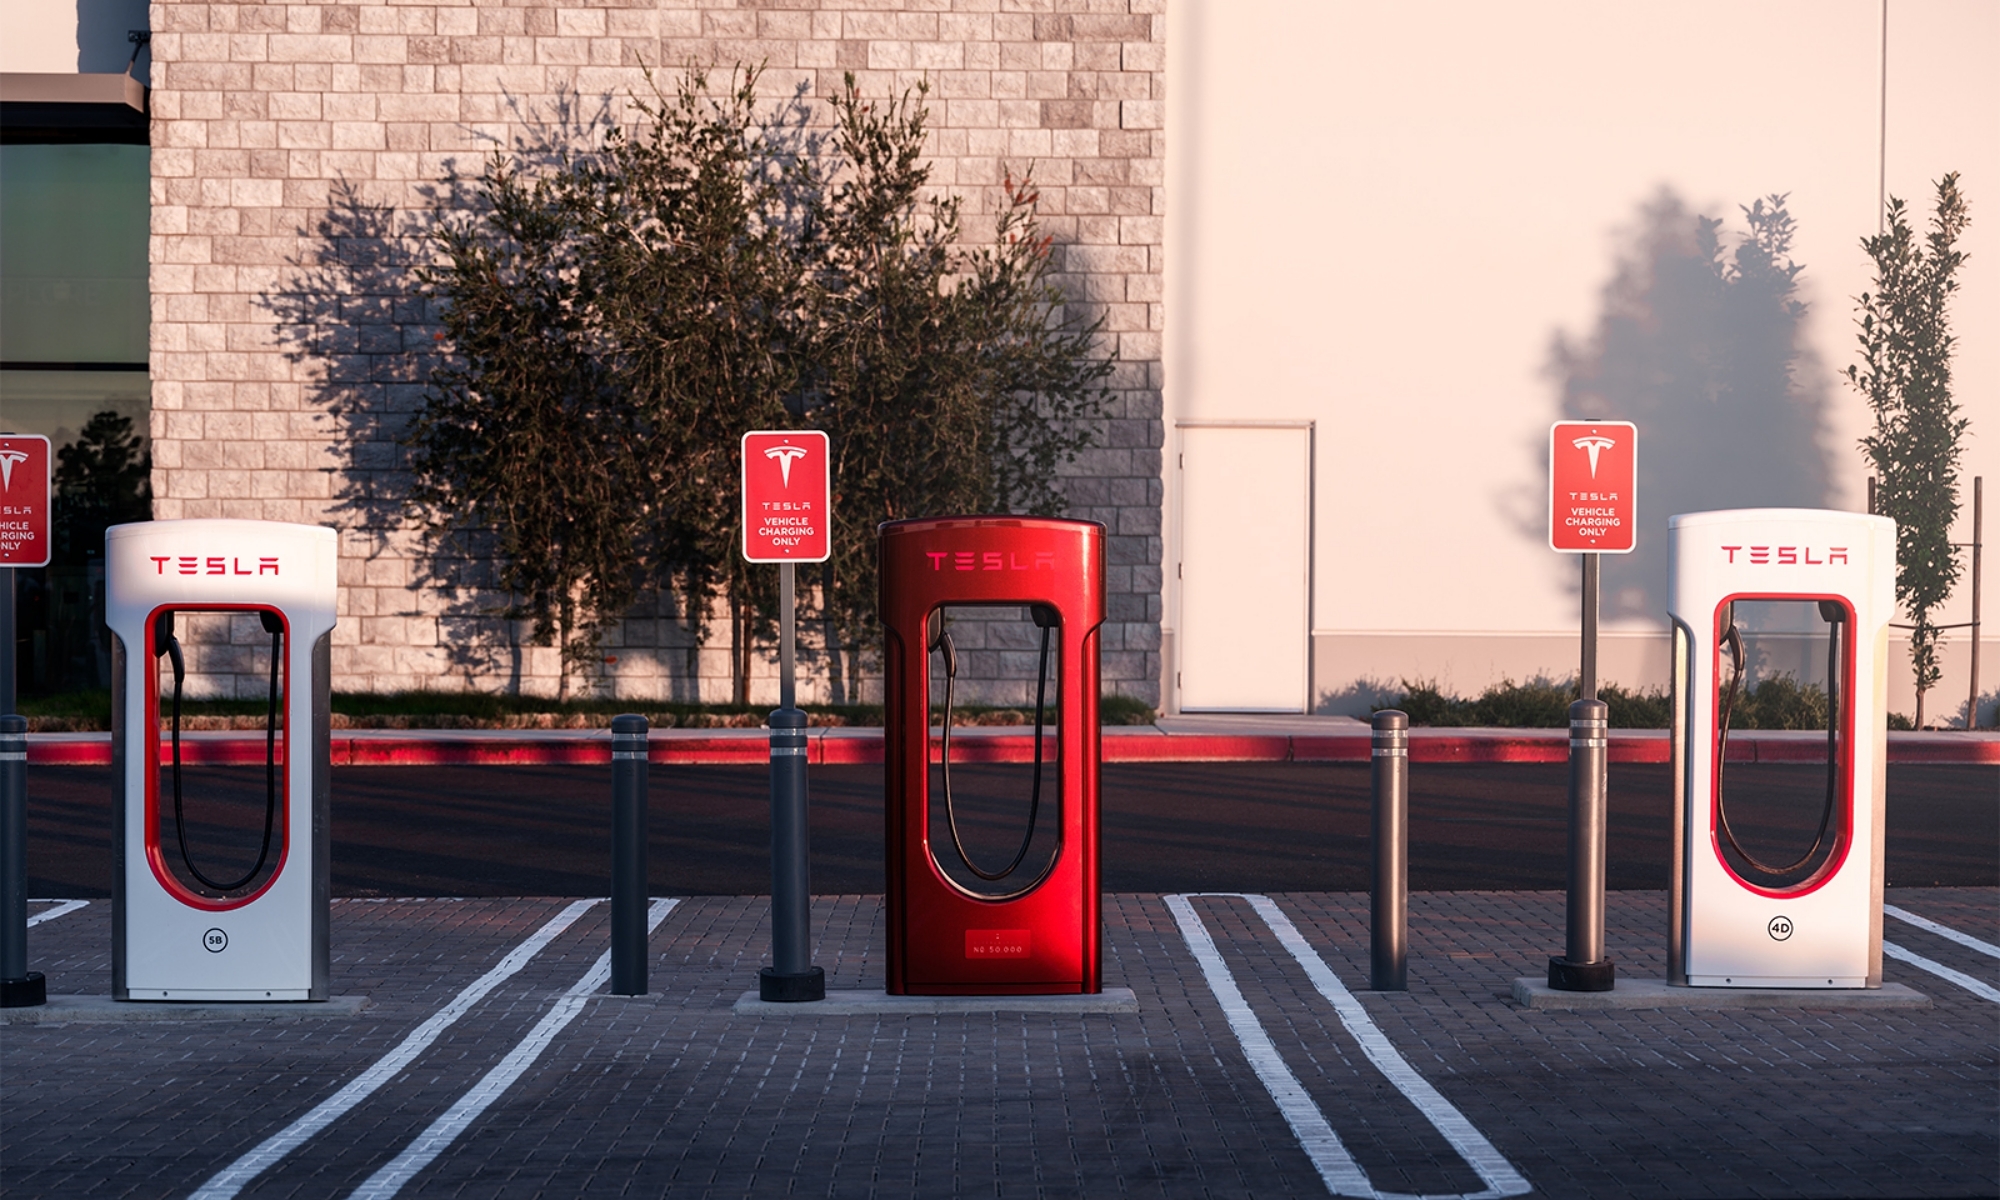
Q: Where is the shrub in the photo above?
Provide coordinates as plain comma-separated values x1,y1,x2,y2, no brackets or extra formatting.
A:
1377,676,1673,728
1727,674,1830,730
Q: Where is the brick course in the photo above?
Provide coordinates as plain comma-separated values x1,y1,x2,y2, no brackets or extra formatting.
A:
148,0,1165,705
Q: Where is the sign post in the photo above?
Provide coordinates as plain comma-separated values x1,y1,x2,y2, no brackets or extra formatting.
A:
741,430,831,1002
1549,419,1637,697
0,434,53,714
1547,420,1636,994
1,434,52,1006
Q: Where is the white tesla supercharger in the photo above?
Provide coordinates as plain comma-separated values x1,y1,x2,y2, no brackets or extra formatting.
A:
106,520,337,1001
1667,509,1894,988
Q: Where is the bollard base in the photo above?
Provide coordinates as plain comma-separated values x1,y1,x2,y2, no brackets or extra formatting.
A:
1,972,47,1008
1547,956,1616,992
759,966,825,1003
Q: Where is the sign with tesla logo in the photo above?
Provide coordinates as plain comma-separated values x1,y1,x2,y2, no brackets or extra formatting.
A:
741,430,831,563
1549,421,1637,554
0,434,52,568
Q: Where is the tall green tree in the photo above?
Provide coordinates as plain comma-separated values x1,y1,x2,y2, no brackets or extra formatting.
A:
804,78,1113,689
1848,173,1972,728
588,66,805,702
53,409,151,564
409,67,1112,702
410,151,655,699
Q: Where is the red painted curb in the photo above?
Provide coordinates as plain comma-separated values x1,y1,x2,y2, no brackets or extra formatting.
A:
23,728,2000,767
1105,733,1293,762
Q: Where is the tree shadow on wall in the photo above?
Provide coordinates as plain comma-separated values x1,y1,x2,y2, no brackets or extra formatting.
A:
258,85,838,700
259,179,515,688
257,93,684,695
1537,188,1839,623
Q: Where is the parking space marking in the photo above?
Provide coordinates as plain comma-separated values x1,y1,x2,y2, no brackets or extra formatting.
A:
346,897,680,1200
189,897,603,1200
1166,893,1532,1200
1885,940,2000,1005
1884,904,2000,959
25,899,88,926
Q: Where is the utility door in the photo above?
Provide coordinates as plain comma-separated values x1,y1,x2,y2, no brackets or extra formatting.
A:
1176,423,1312,711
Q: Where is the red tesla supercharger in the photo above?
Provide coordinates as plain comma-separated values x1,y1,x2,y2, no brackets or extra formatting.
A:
879,517,1104,995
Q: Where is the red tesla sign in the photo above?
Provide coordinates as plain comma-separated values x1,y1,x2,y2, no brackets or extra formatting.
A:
741,430,832,563
1549,420,1636,554
0,434,52,568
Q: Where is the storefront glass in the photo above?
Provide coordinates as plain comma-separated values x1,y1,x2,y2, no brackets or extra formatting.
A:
0,141,151,693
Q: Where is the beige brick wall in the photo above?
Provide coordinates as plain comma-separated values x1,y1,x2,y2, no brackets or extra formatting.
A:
146,0,1164,705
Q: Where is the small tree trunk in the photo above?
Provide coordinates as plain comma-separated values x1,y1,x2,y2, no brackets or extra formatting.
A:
557,599,572,704
822,562,844,706
730,589,749,706
1915,687,1926,730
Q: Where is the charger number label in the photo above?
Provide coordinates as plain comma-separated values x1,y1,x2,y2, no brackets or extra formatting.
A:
965,929,1031,959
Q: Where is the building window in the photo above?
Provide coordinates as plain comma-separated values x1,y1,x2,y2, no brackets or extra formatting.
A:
1,134,151,692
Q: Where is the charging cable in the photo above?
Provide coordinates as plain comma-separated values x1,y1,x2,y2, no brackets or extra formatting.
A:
1714,601,1844,880
930,604,1058,889
155,611,283,894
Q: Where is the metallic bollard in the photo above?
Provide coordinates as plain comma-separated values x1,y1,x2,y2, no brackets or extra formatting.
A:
1548,698,1616,991
760,707,824,1002
610,714,649,997
2,714,45,1007
1371,710,1409,991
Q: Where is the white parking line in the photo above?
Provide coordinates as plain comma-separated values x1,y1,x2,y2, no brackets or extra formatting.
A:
1884,905,2000,960
190,898,603,1200
1166,893,1531,1200
1885,941,2000,1005
26,899,88,926
345,897,680,1200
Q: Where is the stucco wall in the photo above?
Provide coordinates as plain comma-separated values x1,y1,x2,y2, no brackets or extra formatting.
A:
142,0,1165,703
1165,0,1999,724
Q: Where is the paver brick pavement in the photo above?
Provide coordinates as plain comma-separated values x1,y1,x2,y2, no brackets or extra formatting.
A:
2,888,1993,1198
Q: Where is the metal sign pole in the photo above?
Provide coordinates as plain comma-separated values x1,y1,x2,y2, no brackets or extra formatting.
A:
761,560,824,1002
1581,553,1599,701
1,567,14,714
780,562,796,710
1547,420,1631,994
741,429,829,1003
1969,477,1982,729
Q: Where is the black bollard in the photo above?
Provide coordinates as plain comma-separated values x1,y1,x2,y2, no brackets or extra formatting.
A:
609,714,649,996
1370,709,1409,991
2,714,45,1007
1548,698,1616,991
760,706,824,1001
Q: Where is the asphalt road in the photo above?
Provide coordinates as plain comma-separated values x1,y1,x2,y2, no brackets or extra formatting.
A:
25,760,1995,897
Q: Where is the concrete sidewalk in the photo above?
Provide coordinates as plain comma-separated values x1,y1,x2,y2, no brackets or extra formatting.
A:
5,888,1993,1199
25,715,2000,767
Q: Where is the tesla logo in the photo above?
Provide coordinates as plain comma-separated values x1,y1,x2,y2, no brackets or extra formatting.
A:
764,444,809,486
0,450,26,491
149,554,280,576
1720,546,1848,566
203,928,229,952
927,550,1058,572
1571,435,1616,478
1767,916,1793,941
